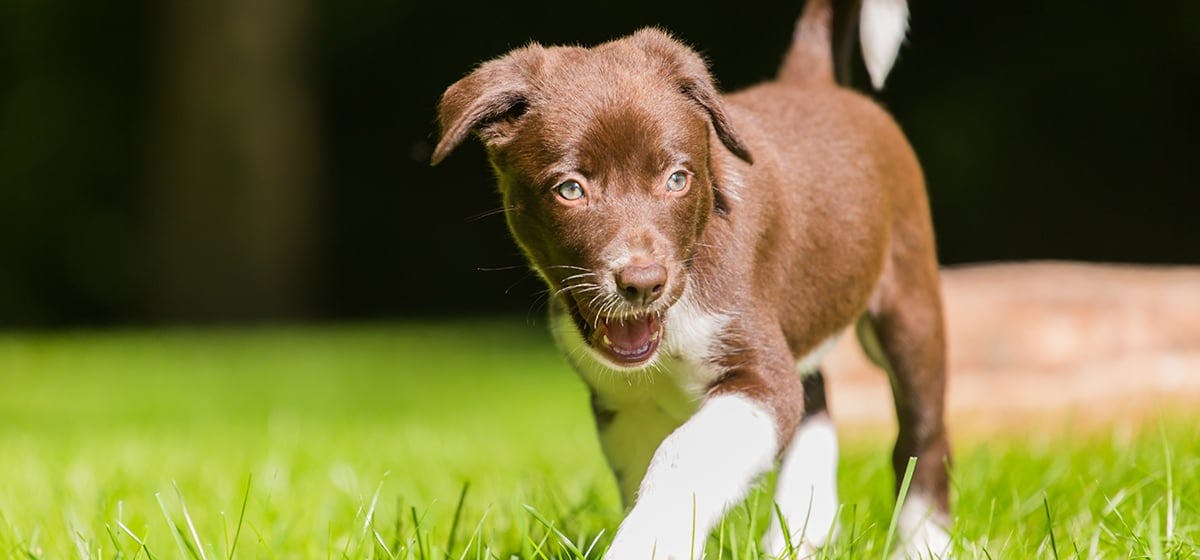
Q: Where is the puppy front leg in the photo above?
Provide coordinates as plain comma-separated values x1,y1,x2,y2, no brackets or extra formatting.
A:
763,370,839,556
603,393,781,560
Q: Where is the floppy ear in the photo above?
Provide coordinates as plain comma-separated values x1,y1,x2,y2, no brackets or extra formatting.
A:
630,28,753,164
431,45,543,166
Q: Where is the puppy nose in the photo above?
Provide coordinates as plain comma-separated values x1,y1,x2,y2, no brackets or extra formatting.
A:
615,262,667,305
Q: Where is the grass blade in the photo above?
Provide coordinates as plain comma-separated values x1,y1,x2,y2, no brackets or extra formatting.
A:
689,493,697,560
823,503,843,555
1042,495,1059,560
457,509,491,560
522,505,584,557
228,474,251,560
772,502,796,560
716,512,725,560
104,524,126,560
116,521,156,560
746,490,761,558
582,528,605,560
525,531,553,560
1160,423,1175,545
173,481,209,560
411,506,430,560
246,521,276,560
445,482,470,559
156,493,195,559
846,503,859,559
882,457,918,559
69,532,89,560
373,529,399,560
797,487,814,552
355,478,386,557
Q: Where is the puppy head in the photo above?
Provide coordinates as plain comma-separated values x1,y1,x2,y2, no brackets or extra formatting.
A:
433,28,752,369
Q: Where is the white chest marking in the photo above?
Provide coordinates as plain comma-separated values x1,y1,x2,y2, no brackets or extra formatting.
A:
659,291,732,394
551,289,731,416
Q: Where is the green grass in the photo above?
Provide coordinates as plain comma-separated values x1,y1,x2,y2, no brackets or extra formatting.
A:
0,321,1196,559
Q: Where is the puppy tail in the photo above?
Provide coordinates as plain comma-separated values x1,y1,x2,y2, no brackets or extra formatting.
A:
859,0,909,88
778,0,909,89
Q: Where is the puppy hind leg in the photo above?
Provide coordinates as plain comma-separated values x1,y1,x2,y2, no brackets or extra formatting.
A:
857,289,952,558
763,370,839,556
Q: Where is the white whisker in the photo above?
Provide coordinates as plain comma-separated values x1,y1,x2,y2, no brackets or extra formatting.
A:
559,272,598,283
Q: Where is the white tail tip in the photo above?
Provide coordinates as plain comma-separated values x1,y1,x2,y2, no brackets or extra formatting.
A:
859,0,909,89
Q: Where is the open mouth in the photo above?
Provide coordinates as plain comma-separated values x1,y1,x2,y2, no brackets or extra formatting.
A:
595,313,662,366
564,298,664,367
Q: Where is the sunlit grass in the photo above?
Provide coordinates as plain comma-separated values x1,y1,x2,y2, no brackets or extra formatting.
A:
0,322,1195,558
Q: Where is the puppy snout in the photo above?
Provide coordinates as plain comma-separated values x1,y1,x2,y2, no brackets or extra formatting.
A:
615,262,667,306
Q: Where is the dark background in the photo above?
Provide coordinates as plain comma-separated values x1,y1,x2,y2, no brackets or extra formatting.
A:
1,0,1197,326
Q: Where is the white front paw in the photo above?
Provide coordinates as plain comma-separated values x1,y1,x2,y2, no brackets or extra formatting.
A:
604,516,701,560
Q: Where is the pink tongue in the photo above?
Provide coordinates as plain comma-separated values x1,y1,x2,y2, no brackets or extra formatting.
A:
604,316,657,352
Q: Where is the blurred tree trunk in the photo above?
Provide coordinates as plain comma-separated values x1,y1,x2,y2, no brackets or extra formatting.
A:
146,0,318,320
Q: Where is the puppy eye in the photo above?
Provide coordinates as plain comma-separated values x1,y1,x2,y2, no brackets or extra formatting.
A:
556,180,585,201
666,171,689,193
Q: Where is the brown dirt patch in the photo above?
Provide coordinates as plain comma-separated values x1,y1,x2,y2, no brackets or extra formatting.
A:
823,261,1200,435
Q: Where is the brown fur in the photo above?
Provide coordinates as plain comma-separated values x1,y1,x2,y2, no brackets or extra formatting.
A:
433,2,950,524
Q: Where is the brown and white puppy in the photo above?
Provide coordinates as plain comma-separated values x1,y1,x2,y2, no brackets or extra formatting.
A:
432,0,951,557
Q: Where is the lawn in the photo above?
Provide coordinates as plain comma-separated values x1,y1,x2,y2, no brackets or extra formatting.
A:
0,321,1196,559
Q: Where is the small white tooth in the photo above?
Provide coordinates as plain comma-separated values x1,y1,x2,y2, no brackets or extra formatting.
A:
602,334,612,347
650,330,660,342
